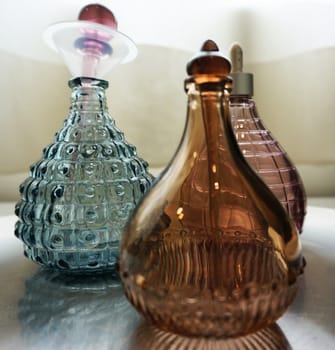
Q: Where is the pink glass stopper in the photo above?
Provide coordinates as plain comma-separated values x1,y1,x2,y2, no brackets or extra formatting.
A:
44,3,137,78
76,4,120,77
78,4,118,30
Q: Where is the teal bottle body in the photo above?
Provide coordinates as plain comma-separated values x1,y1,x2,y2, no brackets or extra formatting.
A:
15,77,153,273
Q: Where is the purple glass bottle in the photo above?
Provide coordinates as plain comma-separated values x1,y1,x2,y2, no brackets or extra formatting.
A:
229,43,306,233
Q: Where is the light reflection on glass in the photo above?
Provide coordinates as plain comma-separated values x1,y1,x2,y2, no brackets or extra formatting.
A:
127,321,292,350
18,269,292,350
18,269,141,350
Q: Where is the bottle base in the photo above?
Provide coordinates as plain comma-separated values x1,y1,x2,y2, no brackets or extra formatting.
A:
121,235,301,337
23,244,119,273
123,279,298,338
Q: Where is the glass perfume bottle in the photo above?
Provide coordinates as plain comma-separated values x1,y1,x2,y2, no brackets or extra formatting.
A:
120,40,304,338
14,4,153,273
229,43,306,233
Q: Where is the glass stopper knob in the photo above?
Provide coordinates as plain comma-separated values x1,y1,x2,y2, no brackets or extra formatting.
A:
78,4,118,29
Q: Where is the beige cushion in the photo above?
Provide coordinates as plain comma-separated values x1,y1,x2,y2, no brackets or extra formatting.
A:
0,45,334,201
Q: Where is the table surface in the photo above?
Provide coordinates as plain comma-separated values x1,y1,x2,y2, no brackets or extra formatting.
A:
0,205,334,350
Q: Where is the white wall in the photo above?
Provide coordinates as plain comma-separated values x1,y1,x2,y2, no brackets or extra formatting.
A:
0,1,334,199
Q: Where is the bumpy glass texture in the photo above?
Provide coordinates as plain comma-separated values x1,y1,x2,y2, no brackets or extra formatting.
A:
15,77,153,272
230,96,306,233
120,41,304,338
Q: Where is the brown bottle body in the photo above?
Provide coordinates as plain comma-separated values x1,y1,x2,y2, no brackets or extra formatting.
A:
120,42,303,337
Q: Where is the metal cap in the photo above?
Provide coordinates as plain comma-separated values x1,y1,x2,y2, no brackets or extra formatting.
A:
230,43,253,96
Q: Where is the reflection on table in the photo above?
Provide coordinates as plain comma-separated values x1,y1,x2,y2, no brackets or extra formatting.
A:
0,206,334,349
18,269,291,350
18,270,140,350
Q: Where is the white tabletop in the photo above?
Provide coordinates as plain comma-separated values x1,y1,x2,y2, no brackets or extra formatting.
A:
0,205,334,349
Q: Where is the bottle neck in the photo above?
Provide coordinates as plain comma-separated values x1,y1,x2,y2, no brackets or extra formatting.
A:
184,77,233,158
69,77,109,89
229,95,253,103
185,78,236,160
68,77,109,113
184,79,248,229
230,72,253,96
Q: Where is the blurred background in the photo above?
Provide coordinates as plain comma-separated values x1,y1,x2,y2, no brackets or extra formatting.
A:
0,0,334,203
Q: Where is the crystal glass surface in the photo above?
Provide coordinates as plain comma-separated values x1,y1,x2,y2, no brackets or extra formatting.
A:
120,40,304,338
229,43,306,233
15,77,153,272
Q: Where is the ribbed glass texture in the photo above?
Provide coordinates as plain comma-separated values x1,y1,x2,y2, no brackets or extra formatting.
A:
15,77,153,272
120,42,304,338
230,96,306,233
131,322,292,350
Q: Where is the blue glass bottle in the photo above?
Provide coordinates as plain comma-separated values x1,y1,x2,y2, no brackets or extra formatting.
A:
14,4,153,273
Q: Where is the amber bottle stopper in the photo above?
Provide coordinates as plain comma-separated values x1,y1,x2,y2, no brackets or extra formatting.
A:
186,40,231,76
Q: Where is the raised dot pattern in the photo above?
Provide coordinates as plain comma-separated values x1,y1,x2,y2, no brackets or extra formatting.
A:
15,78,153,272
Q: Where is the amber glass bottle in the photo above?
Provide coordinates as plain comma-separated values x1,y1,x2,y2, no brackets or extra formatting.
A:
120,40,303,338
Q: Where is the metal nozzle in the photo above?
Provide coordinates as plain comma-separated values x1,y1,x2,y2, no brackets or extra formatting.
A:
229,42,253,96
